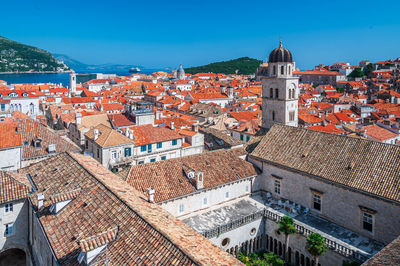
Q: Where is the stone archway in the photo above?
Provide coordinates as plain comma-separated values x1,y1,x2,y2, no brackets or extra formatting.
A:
0,248,26,266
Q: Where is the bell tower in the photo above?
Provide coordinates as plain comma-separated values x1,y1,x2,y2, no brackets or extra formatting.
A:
69,71,76,97
260,41,299,129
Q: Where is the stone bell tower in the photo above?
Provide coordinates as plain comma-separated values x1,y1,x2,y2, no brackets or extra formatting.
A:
259,41,299,129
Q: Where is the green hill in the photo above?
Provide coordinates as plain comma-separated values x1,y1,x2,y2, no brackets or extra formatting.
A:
185,57,263,75
0,36,70,73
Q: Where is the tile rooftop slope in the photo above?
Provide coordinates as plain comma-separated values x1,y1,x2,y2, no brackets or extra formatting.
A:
250,124,400,203
129,124,183,146
363,236,400,265
125,148,255,202
200,127,244,150
78,113,112,129
19,152,241,265
85,123,133,147
0,171,30,204
18,119,81,160
362,124,398,141
108,113,135,127
0,122,22,148
69,152,242,265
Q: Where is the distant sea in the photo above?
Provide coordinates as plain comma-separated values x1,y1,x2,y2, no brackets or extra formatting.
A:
0,68,169,87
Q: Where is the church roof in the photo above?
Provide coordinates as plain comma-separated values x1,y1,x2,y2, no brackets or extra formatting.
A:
249,124,400,203
268,41,293,63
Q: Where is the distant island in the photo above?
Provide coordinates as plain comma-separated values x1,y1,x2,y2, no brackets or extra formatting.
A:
53,53,143,73
185,57,263,75
0,36,70,73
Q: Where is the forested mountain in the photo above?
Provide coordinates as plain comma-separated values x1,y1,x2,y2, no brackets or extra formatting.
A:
0,36,70,73
185,57,262,75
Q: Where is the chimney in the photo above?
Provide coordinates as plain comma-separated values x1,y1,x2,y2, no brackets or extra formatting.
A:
125,129,130,138
129,129,134,140
94,129,99,140
155,110,161,120
147,187,155,203
37,193,45,210
76,112,82,125
195,172,204,190
192,123,199,132
170,121,175,130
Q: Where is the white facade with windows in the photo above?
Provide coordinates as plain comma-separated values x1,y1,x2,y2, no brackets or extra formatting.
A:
0,199,30,260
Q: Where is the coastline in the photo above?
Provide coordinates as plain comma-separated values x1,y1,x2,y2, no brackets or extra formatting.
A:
0,70,72,74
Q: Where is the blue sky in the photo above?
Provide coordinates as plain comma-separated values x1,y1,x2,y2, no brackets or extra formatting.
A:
2,0,400,69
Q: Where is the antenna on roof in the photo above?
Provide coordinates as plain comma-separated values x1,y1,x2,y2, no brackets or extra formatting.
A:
279,37,282,48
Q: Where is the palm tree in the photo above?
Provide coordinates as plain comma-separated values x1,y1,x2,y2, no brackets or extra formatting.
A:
278,215,297,261
306,233,327,266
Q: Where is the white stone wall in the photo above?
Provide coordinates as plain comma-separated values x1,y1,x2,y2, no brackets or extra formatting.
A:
9,97,40,116
133,138,183,165
0,147,21,171
209,218,264,251
0,200,29,254
30,210,57,266
250,159,400,244
160,179,252,217
261,72,299,129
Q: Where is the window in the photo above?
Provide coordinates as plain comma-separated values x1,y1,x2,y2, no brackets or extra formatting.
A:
275,88,279,98
250,228,257,236
4,223,14,236
85,140,88,149
172,139,177,146
150,158,156,163
362,212,373,232
312,193,321,211
240,134,244,141
289,65,291,75
157,142,162,149
97,149,100,158
245,185,249,192
141,145,146,152
0,104,5,111
179,204,185,213
272,111,275,121
274,180,281,194
5,203,13,213
225,191,229,199
161,156,166,160
289,111,295,122
221,238,230,248
273,65,276,75
281,66,285,75
138,161,144,165
111,150,117,159
147,144,152,153
270,88,273,98
124,147,131,157
203,197,208,206
246,135,250,142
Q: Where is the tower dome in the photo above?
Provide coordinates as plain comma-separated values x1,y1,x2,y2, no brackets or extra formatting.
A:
176,64,185,80
268,40,293,63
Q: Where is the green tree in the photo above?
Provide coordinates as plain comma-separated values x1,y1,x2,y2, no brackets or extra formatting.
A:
278,215,297,261
363,63,374,77
306,233,327,266
263,252,284,266
348,67,365,78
